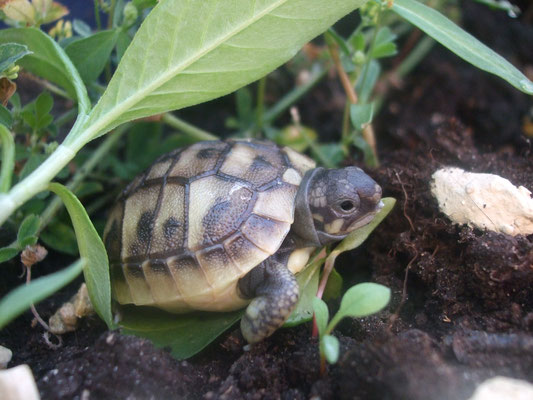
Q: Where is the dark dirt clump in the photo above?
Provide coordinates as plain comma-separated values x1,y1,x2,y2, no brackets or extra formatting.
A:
1,2,533,400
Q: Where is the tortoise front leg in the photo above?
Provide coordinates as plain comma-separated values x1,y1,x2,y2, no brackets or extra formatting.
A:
237,257,299,344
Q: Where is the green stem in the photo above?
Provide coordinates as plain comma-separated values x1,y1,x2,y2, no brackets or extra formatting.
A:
255,76,267,136
0,125,15,193
38,125,128,231
358,8,382,100
259,65,327,127
161,113,218,141
55,108,78,129
341,101,351,142
395,35,435,78
94,0,102,31
374,36,435,114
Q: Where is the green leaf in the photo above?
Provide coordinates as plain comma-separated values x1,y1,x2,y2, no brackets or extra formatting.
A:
133,0,158,10
355,59,380,103
374,26,396,47
35,92,53,118
40,220,78,256
353,134,377,168
336,282,390,319
120,307,243,359
0,104,13,128
322,267,343,301
0,259,84,330
0,247,19,263
350,32,365,51
350,103,374,131
0,28,90,112
72,19,93,37
312,297,329,338
48,183,113,328
321,334,339,364
74,181,104,198
0,43,32,74
83,0,369,139
17,235,38,247
16,214,40,245
285,258,320,326
0,124,15,192
314,143,344,168
371,42,397,59
391,0,533,94
65,30,120,84
115,31,132,63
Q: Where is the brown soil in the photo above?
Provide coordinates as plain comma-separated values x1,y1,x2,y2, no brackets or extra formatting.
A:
1,2,533,399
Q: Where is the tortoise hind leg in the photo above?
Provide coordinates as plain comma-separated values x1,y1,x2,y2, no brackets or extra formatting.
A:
238,258,299,344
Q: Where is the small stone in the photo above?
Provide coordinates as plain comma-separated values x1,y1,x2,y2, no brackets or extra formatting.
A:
0,346,12,369
431,167,533,236
468,376,533,400
0,364,40,400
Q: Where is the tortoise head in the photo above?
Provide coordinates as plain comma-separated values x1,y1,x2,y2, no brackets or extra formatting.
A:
293,167,383,246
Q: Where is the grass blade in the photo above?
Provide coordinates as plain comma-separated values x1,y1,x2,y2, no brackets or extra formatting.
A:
0,259,84,329
48,183,113,328
391,0,533,94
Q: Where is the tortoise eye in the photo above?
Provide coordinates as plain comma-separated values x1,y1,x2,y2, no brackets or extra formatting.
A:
340,200,355,212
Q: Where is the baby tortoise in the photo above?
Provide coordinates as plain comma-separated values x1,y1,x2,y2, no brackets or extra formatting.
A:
104,139,382,343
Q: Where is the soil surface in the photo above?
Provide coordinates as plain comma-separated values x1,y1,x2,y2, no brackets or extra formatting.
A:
2,2,533,399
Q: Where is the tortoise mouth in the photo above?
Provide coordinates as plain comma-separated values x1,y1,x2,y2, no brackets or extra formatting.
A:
346,200,384,231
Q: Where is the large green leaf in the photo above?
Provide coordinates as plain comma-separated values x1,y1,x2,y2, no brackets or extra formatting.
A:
120,307,243,359
48,183,113,328
391,0,533,95
0,259,84,330
0,28,90,113
65,30,120,84
82,0,369,140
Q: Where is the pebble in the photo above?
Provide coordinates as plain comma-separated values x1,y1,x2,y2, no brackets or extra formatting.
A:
0,364,40,400
468,376,533,400
0,346,12,369
431,167,533,236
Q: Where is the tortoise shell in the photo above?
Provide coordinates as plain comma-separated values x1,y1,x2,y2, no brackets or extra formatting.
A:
104,139,316,313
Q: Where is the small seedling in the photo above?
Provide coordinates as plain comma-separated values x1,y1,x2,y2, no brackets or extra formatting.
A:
313,283,391,373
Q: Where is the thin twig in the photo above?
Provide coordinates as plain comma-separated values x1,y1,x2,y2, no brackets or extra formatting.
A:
388,250,418,332
394,169,415,232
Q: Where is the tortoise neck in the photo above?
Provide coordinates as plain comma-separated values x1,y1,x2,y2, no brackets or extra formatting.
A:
293,168,349,247
293,169,323,247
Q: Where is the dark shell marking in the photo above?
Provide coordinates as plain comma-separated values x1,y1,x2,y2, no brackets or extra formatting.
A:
103,139,315,310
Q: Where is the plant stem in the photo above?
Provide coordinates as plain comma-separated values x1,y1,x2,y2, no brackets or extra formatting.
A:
255,76,266,136
161,114,218,141
358,9,382,95
0,125,15,193
38,125,128,232
94,0,102,31
55,108,78,129
260,65,327,127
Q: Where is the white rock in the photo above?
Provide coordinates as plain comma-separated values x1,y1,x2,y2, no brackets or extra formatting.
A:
431,167,533,236
468,376,533,400
0,364,40,400
0,345,12,369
